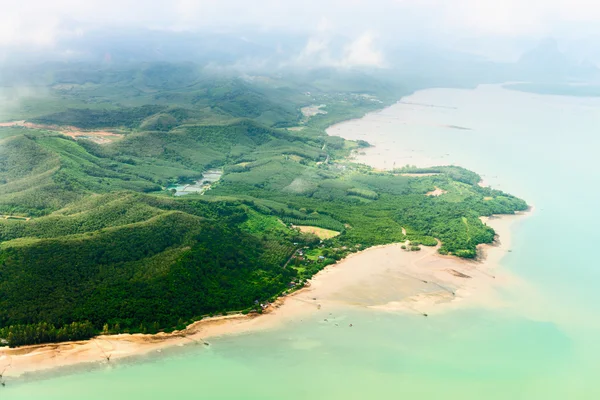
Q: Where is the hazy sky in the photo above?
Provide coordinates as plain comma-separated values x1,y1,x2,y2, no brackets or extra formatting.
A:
2,0,600,62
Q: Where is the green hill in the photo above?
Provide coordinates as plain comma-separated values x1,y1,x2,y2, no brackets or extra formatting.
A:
0,63,528,347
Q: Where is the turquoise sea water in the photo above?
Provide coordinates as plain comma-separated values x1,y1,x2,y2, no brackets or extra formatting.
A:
4,85,600,399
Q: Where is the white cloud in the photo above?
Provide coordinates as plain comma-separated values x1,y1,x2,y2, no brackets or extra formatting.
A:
2,0,600,52
438,0,600,36
316,17,334,34
0,12,61,47
0,86,49,120
303,37,330,57
293,36,335,68
293,31,384,68
342,32,384,67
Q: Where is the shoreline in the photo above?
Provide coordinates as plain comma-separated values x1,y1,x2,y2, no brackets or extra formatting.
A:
0,91,530,381
0,209,530,380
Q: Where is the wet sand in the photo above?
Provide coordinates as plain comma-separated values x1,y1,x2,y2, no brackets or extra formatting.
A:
0,211,526,379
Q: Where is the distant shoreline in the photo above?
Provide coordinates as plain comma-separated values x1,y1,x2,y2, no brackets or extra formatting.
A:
503,82,600,98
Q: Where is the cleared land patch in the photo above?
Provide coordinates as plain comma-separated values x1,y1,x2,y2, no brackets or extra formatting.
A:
0,120,123,144
294,225,340,239
426,187,448,197
301,104,327,118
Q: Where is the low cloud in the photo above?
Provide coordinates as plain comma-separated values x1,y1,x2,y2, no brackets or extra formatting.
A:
294,31,384,68
0,13,60,48
0,86,49,121
2,0,600,63
342,33,384,67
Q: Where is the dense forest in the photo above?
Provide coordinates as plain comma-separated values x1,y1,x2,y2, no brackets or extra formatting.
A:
0,63,527,347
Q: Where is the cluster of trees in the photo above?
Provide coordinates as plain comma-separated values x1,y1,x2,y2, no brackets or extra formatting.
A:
203,80,300,125
0,321,95,348
0,197,302,345
407,236,438,246
396,200,497,258
347,187,379,200
31,105,167,129
394,165,482,185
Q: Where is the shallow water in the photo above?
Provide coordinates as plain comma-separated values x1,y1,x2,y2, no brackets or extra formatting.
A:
4,85,600,399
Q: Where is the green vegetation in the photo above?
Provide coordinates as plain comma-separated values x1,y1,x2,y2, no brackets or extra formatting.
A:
0,62,527,347
0,195,300,346
30,105,168,129
347,187,379,200
395,165,482,185
0,322,95,348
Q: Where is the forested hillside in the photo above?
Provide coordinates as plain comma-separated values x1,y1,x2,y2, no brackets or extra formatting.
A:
0,63,527,347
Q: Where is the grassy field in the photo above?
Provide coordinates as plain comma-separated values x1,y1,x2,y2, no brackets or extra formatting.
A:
294,225,340,239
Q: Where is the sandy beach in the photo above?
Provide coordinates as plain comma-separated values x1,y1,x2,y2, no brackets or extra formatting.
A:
0,210,528,379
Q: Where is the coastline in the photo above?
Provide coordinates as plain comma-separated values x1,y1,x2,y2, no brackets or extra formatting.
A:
324,91,468,169
0,209,529,379
0,91,531,381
